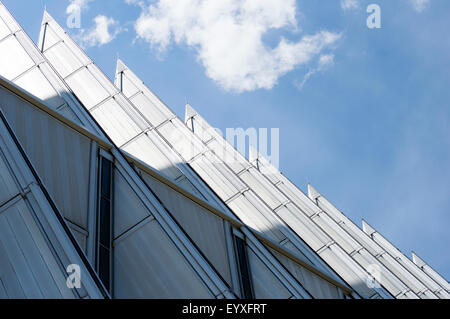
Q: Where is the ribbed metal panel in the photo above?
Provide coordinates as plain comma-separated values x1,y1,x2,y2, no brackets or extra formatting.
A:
246,246,293,299
111,60,351,298
0,104,104,299
0,3,103,134
186,106,390,299
113,168,152,239
0,85,92,234
269,248,343,299
141,171,233,286
113,217,214,299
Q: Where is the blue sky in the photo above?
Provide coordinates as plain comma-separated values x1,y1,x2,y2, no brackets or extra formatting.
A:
3,0,449,281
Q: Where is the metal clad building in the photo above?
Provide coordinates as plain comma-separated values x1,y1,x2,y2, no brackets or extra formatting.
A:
0,2,447,299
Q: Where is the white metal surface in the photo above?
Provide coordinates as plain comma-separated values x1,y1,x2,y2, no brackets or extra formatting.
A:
38,12,341,298
0,74,233,299
0,3,102,134
185,105,391,299
139,169,234,287
0,85,92,232
412,252,450,293
39,12,231,215
4,2,444,299
111,60,354,298
0,105,104,299
246,139,446,299
244,136,448,299
360,219,449,298
243,143,439,298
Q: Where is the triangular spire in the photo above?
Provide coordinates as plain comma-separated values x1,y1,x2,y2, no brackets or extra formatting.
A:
116,57,128,74
362,219,377,236
42,8,53,23
307,184,321,201
185,103,198,122
412,251,427,268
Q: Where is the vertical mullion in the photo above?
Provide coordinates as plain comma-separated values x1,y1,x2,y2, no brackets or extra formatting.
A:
96,156,113,293
234,235,254,299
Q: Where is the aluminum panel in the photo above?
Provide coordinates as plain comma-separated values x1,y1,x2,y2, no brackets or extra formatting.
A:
130,92,167,127
246,246,292,299
142,172,233,286
14,66,65,109
0,35,34,80
244,150,419,298
119,73,140,98
207,138,249,174
413,252,450,292
275,204,330,252
44,42,83,78
189,155,241,200
158,121,203,161
40,24,60,52
0,4,19,34
311,212,361,254
371,232,439,298
91,98,143,147
0,198,77,298
65,68,109,110
0,150,20,205
0,16,10,40
112,61,348,289
114,218,213,299
122,134,183,181
70,226,87,253
0,90,92,229
270,248,343,299
114,169,151,239
239,169,284,210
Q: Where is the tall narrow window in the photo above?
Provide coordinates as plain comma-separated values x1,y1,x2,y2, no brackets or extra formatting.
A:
97,157,113,292
234,236,254,299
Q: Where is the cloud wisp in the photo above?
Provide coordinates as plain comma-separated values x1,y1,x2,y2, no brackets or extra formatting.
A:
76,15,123,48
65,0,124,48
410,0,431,12
66,0,92,15
129,0,341,93
295,53,335,90
340,0,359,11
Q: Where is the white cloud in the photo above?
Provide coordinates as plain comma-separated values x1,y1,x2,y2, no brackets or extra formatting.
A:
129,0,340,93
76,15,123,48
295,53,335,90
340,0,359,11
410,0,431,12
66,0,92,15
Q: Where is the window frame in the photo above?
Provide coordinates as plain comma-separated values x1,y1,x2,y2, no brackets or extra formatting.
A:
95,154,114,293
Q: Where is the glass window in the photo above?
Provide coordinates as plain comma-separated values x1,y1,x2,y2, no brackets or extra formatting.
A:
234,236,254,299
97,156,113,292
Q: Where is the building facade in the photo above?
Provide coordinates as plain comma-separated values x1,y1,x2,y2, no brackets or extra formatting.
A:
0,2,448,299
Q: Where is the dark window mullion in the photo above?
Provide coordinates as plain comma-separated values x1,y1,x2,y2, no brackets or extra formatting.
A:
235,236,254,299
97,156,113,293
